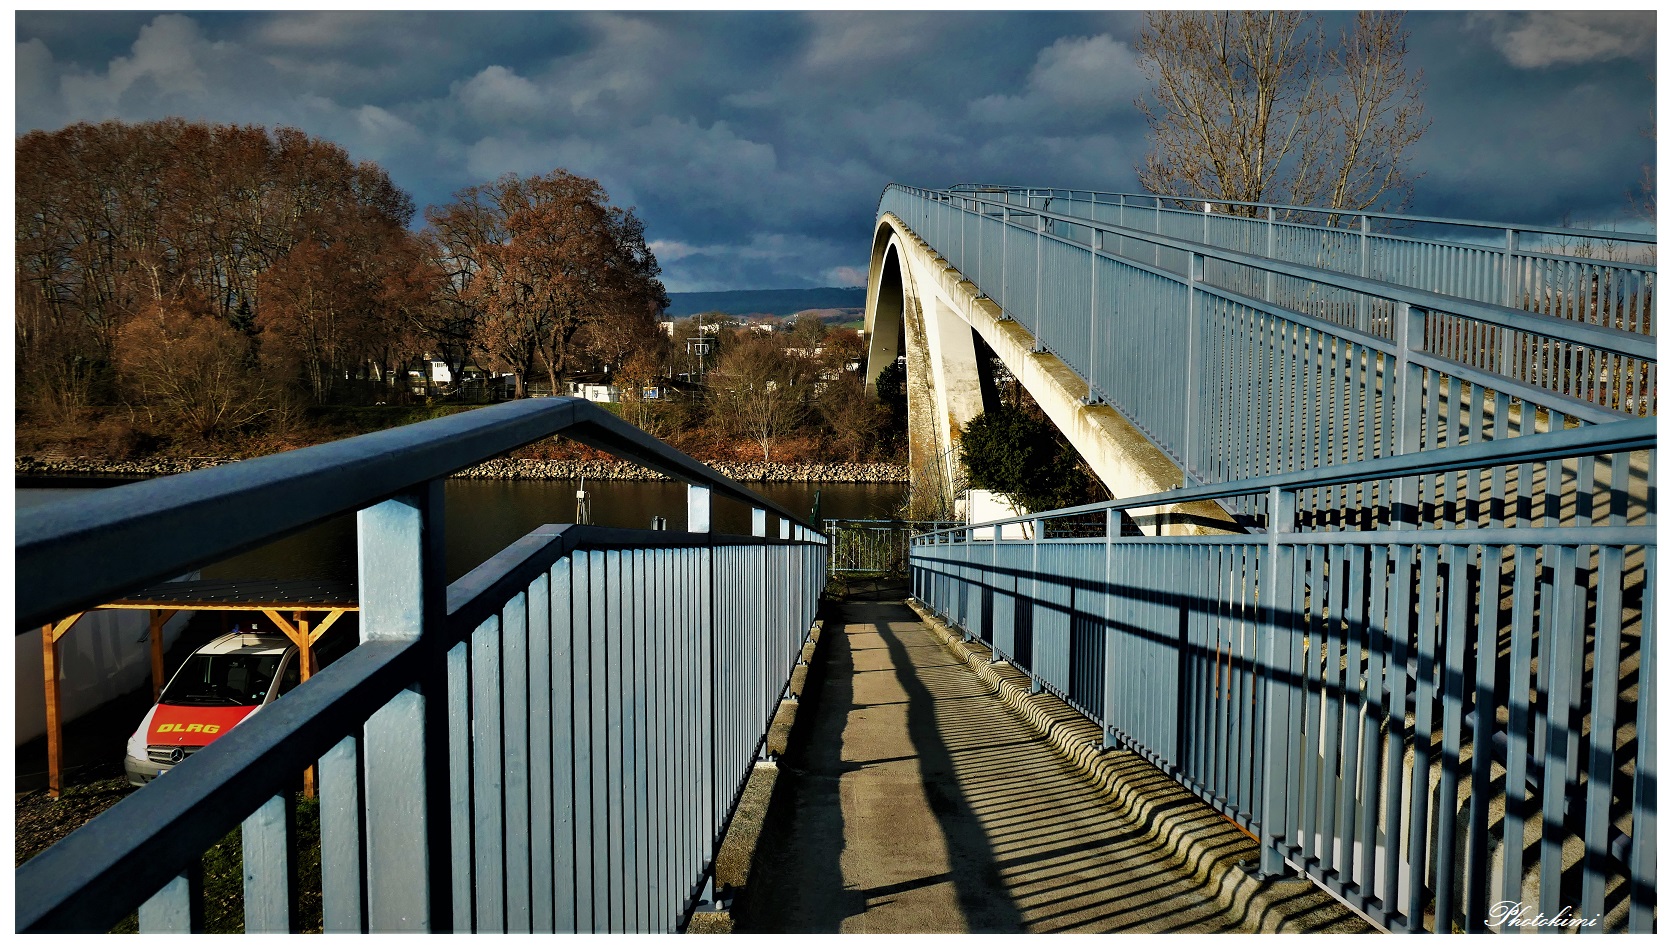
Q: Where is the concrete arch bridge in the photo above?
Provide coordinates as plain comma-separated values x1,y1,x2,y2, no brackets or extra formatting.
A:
871,183,1656,931
864,184,1654,533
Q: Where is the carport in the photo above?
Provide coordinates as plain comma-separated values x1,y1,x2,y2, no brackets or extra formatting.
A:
37,578,357,798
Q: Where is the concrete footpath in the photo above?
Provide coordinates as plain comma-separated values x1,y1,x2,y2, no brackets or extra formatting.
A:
736,584,1369,934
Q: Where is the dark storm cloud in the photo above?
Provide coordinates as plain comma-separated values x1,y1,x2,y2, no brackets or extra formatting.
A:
13,10,1656,291
1404,11,1656,228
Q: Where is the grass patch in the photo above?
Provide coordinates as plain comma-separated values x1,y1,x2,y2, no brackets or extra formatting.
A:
101,794,323,933
308,403,483,436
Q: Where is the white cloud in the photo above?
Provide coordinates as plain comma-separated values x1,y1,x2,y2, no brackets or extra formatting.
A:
648,231,860,292
647,239,700,262
801,12,934,70
1470,12,1654,69
970,34,1141,124
254,11,387,50
453,66,548,122
353,104,423,149
59,14,216,117
15,39,61,126
502,115,781,215
463,134,601,182
824,265,867,286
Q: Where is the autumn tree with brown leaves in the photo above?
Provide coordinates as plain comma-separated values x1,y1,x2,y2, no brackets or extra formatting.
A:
423,170,667,398
1135,11,1428,215
16,119,416,429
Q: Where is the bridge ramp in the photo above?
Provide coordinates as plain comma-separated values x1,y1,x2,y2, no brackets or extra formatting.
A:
739,585,1366,933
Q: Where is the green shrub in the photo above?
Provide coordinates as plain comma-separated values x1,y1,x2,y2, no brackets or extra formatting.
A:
959,406,1100,514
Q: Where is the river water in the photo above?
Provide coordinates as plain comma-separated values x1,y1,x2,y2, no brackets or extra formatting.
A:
18,478,907,585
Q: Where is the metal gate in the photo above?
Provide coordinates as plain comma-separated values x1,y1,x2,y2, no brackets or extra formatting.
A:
825,519,957,576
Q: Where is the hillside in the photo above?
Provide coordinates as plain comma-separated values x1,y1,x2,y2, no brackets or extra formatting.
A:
665,287,865,318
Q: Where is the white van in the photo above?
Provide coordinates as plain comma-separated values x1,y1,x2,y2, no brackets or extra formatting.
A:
123,629,301,786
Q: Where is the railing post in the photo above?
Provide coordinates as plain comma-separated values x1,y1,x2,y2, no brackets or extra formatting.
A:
1029,517,1043,695
1498,228,1522,377
1256,486,1297,878
1502,228,1519,307
1358,214,1371,331
243,794,297,933
1102,507,1118,749
1393,303,1426,455
1265,206,1277,302
1154,198,1163,266
1000,204,1008,314
1202,201,1211,244
1034,213,1046,346
1087,228,1102,402
778,519,791,541
751,508,766,538
138,866,205,933
688,484,711,534
355,480,449,931
963,194,976,270
1183,252,1204,486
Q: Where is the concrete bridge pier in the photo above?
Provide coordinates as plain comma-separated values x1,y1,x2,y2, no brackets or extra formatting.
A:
864,231,989,519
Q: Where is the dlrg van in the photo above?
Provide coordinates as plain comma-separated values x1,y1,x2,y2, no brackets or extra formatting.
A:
123,629,301,786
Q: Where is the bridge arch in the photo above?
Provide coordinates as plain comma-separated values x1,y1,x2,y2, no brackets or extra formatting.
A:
862,228,904,394
863,212,1223,532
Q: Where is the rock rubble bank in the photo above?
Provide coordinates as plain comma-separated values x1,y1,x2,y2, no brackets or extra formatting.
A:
17,454,909,483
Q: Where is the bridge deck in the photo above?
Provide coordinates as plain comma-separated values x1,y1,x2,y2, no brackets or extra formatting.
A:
740,584,1366,933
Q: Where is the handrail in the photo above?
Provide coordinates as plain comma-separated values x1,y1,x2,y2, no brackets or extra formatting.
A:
17,521,818,933
885,185,1654,360
944,183,1657,247
16,638,423,932
16,397,819,630
915,417,1657,539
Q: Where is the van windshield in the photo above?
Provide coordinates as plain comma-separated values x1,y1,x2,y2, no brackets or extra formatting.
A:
161,653,284,707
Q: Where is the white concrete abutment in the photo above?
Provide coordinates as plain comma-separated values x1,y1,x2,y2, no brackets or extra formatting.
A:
863,213,1235,534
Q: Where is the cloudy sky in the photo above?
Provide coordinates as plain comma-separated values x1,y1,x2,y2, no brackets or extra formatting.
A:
13,9,1658,292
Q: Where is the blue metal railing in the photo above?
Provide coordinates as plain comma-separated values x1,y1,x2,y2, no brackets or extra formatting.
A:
15,397,827,933
879,184,1655,530
910,419,1655,933
949,184,1656,330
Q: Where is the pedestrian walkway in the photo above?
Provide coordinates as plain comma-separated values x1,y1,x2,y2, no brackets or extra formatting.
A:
740,584,1368,933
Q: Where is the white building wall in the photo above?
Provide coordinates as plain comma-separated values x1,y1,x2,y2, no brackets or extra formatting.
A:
16,609,192,746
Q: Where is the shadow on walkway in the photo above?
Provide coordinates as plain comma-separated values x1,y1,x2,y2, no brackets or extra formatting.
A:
742,584,1296,933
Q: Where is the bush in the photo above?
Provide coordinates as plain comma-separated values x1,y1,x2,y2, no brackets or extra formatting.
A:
960,406,1101,514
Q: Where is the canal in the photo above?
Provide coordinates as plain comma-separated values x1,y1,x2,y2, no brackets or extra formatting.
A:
18,477,908,584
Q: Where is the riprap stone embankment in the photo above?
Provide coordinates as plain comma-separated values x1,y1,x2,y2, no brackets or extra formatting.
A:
17,455,909,483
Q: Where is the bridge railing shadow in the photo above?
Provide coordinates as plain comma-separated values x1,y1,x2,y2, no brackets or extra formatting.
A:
911,421,1655,934
15,397,828,934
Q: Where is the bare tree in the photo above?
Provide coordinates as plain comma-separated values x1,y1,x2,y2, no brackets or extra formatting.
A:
706,332,809,462
114,294,274,440
1136,11,1427,215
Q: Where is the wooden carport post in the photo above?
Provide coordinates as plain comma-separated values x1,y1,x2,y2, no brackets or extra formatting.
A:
41,614,83,799
148,609,178,700
260,607,347,799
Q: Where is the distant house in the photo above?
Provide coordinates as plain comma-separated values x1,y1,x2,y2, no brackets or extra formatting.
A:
408,356,453,395
566,372,621,403
408,356,515,399
565,372,704,403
